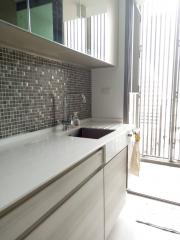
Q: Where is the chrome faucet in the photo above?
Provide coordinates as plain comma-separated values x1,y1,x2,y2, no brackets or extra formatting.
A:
62,96,72,130
62,93,86,131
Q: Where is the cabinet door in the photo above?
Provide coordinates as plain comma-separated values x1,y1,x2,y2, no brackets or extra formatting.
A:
104,147,127,239
25,170,104,240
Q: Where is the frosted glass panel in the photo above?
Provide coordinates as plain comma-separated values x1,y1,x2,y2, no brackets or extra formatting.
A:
29,0,63,43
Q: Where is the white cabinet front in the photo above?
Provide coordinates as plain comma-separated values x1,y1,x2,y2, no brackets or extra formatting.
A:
104,147,127,239
25,170,104,240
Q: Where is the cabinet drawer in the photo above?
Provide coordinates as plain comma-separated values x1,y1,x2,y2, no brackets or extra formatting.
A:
0,149,103,240
25,170,104,240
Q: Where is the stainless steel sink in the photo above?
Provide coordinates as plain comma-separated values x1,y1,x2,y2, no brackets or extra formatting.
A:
69,128,114,139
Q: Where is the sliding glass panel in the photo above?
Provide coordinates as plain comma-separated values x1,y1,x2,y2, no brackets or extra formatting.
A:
63,0,108,60
83,0,107,60
0,0,28,30
63,0,85,52
29,0,63,43
139,0,179,160
172,12,180,162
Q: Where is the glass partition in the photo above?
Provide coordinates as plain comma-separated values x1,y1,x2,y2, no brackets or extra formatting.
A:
63,0,86,53
29,0,63,43
0,0,28,30
63,0,108,60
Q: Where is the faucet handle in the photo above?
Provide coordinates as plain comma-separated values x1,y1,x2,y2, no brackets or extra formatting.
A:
69,115,74,126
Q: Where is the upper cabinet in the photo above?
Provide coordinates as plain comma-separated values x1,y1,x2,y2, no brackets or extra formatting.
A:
0,0,117,67
29,0,63,43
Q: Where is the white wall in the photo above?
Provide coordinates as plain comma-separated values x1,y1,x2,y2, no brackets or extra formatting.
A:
92,0,126,120
63,0,78,21
63,0,108,21
84,0,108,17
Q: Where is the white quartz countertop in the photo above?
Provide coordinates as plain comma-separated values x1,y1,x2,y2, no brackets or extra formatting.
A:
0,119,133,213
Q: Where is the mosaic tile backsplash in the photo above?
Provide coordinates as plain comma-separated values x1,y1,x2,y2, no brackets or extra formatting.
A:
0,47,91,139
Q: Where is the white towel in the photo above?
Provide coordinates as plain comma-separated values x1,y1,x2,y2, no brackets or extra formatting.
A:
130,132,140,176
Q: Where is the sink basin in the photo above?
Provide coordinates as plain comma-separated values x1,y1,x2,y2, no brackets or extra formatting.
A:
69,128,114,139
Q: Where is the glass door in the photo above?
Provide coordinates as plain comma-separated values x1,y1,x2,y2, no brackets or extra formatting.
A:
128,0,180,204
138,0,180,163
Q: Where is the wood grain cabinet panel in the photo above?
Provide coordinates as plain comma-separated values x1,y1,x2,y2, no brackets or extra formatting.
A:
0,150,103,240
25,170,104,240
104,147,127,239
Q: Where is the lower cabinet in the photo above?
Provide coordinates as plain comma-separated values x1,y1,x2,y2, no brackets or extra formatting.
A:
25,170,104,240
0,150,103,240
104,147,127,239
0,147,128,240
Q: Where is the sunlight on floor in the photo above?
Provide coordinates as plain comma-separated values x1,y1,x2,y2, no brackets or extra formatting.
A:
108,194,180,240
128,162,180,203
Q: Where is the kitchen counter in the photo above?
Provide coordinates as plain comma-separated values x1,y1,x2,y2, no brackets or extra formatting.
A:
0,119,133,214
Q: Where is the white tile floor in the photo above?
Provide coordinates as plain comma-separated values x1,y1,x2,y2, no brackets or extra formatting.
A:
128,162,180,203
108,194,180,240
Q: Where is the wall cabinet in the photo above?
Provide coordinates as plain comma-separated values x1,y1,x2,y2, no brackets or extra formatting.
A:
104,147,127,239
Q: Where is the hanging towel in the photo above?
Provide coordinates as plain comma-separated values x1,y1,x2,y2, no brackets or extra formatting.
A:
130,131,140,176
